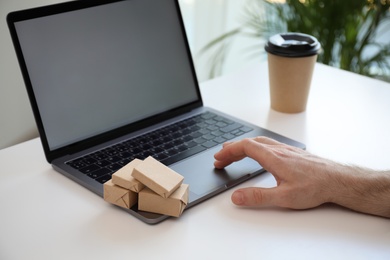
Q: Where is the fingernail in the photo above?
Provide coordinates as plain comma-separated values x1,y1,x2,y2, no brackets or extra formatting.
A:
231,191,244,205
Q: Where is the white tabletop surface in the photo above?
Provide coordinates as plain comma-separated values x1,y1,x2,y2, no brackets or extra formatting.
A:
1,61,390,260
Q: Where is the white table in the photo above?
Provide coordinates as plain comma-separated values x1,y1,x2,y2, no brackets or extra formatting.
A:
1,62,390,259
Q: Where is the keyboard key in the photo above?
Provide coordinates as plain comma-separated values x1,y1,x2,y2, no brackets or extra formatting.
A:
150,147,164,154
197,122,208,128
173,139,184,146
181,129,192,135
222,133,235,140
94,153,108,160
234,130,245,136
68,160,87,169
161,143,174,150
211,130,224,137
140,151,154,158
118,152,132,159
205,119,217,125
139,143,152,150
79,164,100,174
203,134,215,140
107,163,122,172
87,167,112,179
154,153,168,161
202,140,218,148
231,129,241,135
106,156,121,163
222,118,234,125
221,123,243,133
190,131,202,138
95,174,111,184
150,139,163,146
182,135,193,142
161,145,206,165
116,145,129,152
177,145,188,152
189,125,200,131
126,147,141,154
118,159,131,166
207,125,218,131
213,136,227,144
166,148,180,156
185,141,197,148
216,122,228,128
201,112,215,119
240,126,253,133
194,137,207,144
105,149,118,156
83,157,97,165
199,129,210,135
96,159,111,167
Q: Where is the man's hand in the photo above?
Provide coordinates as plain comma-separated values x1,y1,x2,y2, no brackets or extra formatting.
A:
214,136,390,218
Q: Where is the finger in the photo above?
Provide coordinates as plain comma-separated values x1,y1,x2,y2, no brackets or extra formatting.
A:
253,136,282,145
214,138,259,168
231,187,279,207
214,138,272,169
213,139,251,168
223,136,280,147
222,141,234,148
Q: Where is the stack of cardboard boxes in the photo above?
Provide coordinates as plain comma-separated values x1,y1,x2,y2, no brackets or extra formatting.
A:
103,156,188,217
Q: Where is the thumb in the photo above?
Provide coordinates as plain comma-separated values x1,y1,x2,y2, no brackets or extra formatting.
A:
231,187,278,207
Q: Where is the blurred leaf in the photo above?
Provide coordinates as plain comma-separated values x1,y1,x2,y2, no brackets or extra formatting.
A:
199,0,390,82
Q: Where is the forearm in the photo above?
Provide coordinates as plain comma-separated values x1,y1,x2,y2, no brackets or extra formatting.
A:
327,165,390,218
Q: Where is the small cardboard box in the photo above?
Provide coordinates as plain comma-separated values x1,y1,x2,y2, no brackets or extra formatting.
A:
139,184,189,217
103,180,137,209
111,158,144,192
132,156,184,198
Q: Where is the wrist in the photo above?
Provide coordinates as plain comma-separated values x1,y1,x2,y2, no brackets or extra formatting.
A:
327,165,390,218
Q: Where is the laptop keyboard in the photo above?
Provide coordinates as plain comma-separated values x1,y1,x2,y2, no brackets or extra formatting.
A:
66,112,253,184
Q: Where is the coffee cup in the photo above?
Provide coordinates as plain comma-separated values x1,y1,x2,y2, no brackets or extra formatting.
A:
265,33,321,113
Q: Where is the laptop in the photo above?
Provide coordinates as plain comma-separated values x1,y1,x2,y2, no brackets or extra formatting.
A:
7,0,305,224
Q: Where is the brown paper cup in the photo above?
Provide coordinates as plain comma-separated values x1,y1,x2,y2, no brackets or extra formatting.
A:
265,32,320,113
267,53,317,113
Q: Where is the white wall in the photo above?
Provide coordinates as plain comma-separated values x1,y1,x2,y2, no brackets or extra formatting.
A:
180,0,256,81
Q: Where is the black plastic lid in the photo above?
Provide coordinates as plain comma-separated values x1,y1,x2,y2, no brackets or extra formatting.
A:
265,33,321,57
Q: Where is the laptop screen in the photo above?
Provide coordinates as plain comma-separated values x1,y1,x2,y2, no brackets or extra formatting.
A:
13,0,199,151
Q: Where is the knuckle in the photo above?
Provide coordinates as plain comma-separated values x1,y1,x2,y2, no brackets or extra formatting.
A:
254,136,268,142
242,137,253,145
252,189,264,205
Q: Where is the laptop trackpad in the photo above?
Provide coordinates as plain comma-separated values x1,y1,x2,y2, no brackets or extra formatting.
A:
170,148,262,196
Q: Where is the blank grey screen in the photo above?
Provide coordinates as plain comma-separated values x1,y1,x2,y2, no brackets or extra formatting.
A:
15,0,199,150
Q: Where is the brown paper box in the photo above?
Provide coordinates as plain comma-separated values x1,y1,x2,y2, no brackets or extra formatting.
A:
132,156,184,198
103,180,138,209
138,184,189,217
111,159,145,192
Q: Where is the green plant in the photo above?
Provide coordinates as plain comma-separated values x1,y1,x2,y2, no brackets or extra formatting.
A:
199,0,390,82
